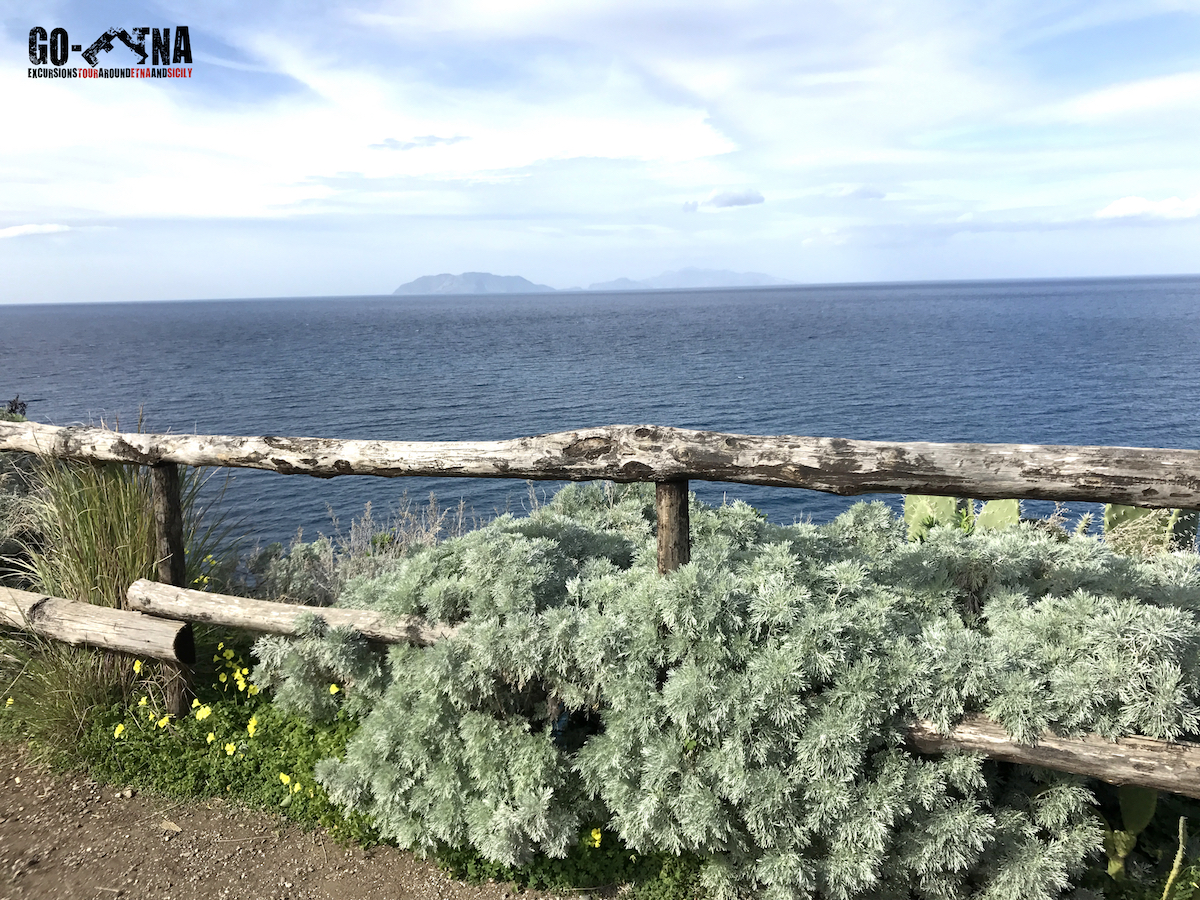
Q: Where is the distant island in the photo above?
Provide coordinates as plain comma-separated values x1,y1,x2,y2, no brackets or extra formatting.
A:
392,267,793,295
587,268,793,291
393,272,555,295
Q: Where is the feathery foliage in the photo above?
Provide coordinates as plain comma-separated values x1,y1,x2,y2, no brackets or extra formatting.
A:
253,483,1200,899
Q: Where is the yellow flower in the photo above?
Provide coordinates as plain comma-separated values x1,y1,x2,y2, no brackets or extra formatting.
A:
223,649,235,660
212,655,220,663
246,684,259,696
156,715,170,728
113,723,125,738
4,698,12,708
329,684,340,695
137,696,148,707
195,705,212,721
293,782,302,794
224,742,237,755
247,716,258,737
590,828,602,848
219,673,227,683
206,732,216,744
280,773,291,786
217,642,224,650
241,668,250,676
133,659,143,674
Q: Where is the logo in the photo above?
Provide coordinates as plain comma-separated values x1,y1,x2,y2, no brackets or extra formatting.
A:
28,26,193,80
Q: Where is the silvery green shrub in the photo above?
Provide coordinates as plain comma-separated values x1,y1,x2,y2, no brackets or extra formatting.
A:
252,483,1200,899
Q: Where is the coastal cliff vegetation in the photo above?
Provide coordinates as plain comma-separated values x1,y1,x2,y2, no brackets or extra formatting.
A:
4,445,1200,899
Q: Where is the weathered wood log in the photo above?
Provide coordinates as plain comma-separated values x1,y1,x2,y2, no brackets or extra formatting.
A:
656,480,690,574
908,714,1200,800
151,463,186,590
150,463,192,716
3,420,1199,508
126,580,458,646
0,586,195,664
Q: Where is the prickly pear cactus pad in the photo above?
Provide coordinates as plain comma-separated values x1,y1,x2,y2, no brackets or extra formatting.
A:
251,484,1200,900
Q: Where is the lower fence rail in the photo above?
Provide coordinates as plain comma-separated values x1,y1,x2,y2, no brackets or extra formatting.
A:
0,585,194,665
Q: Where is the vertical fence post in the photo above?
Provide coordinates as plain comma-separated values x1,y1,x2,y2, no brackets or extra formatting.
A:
151,462,192,716
656,480,691,574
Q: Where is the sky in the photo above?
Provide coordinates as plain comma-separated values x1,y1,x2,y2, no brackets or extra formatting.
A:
2,0,1199,302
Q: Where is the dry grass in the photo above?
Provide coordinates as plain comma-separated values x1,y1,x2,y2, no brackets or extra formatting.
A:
1104,508,1192,558
2,455,232,607
250,491,473,606
0,629,141,762
0,422,233,754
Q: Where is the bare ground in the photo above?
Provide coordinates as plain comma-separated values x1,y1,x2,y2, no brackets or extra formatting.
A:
0,743,563,900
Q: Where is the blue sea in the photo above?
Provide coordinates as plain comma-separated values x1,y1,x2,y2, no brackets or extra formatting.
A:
3,275,1200,548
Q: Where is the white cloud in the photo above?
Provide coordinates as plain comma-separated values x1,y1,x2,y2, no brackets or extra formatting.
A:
834,186,886,200
707,189,764,208
1048,71,1200,122
371,135,470,151
1096,194,1200,219
0,224,70,239
4,1,1200,300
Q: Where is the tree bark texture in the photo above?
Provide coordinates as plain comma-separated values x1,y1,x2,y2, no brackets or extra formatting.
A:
151,463,186,589
4,420,1199,508
149,463,191,715
126,580,458,646
656,480,690,573
0,586,194,665
908,714,1200,801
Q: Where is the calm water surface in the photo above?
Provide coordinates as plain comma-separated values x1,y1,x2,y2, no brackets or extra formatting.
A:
2,275,1199,547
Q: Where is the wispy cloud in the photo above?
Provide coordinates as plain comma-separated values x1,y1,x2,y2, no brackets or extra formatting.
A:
0,224,70,239
4,1,1200,300
1096,194,1200,219
707,189,764,208
371,135,470,151
836,186,886,200
1047,71,1200,121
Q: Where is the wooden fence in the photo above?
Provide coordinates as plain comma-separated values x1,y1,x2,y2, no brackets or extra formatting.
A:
3,419,1200,798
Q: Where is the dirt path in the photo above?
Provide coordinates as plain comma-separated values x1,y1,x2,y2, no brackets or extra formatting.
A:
0,744,559,900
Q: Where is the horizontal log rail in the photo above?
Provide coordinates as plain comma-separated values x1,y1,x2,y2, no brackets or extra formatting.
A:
126,580,458,646
908,715,1200,801
2,420,1200,508
0,586,194,665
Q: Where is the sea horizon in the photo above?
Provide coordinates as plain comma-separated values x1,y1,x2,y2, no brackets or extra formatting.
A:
3,270,1198,309
5,273,1200,547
